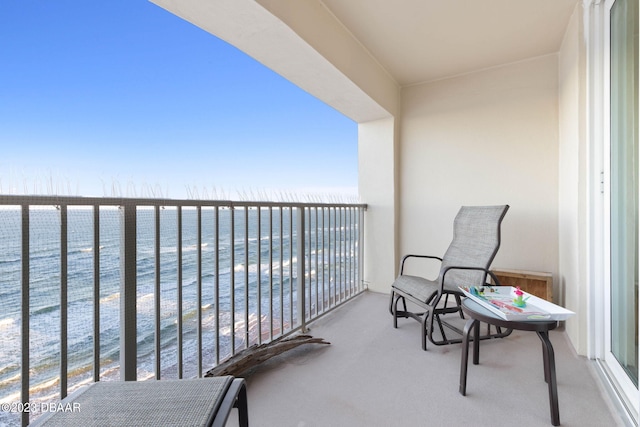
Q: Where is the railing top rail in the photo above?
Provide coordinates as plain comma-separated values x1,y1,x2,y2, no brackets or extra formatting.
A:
0,195,367,209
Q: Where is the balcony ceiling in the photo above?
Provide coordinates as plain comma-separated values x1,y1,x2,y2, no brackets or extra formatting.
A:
151,0,580,121
319,0,579,86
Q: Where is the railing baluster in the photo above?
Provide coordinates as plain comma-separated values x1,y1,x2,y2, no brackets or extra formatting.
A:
359,207,365,291
349,207,352,294
214,206,220,365
350,207,354,293
176,206,183,379
279,207,284,336
21,205,29,427
268,207,273,340
346,207,350,296
353,208,357,292
334,207,339,303
354,207,358,291
327,207,332,308
93,205,100,383
244,206,249,348
320,207,327,312
60,205,68,399
154,206,161,380
348,208,352,295
288,207,294,329
352,208,356,292
307,208,311,318
230,207,235,355
347,207,352,297
257,207,262,344
120,203,137,382
338,207,345,301
296,207,307,332
314,207,319,316
197,206,203,377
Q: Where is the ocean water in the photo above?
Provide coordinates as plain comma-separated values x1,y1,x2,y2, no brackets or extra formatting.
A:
0,206,357,426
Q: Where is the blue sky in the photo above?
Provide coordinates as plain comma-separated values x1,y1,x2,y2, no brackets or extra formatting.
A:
0,1,357,199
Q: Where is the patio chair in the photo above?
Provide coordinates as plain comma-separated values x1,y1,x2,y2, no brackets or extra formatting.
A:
390,205,510,350
29,376,248,427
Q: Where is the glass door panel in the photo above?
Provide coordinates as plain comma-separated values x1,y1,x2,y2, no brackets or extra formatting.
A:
610,0,639,387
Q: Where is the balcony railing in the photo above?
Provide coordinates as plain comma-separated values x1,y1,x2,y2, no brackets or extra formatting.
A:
0,195,366,426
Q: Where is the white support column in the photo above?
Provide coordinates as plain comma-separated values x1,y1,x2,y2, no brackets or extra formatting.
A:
358,116,398,293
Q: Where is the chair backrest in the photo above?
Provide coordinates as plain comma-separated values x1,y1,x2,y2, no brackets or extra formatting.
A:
439,205,509,292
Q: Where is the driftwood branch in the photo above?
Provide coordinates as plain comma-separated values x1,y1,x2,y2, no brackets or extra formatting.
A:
205,335,330,377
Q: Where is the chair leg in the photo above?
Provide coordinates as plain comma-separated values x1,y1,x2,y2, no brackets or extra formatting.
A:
235,381,249,427
434,313,448,343
459,318,478,396
393,297,398,329
389,291,395,315
422,309,437,351
391,293,401,329
422,313,429,351
455,294,465,319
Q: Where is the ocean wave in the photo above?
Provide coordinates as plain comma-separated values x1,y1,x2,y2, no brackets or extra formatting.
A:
100,292,120,304
0,371,19,388
0,317,14,329
155,242,210,255
30,303,60,317
0,256,21,265
79,245,105,253
137,292,154,306
184,243,209,252
169,304,214,325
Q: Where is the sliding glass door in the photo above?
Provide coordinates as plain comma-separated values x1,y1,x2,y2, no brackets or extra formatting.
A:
607,0,639,406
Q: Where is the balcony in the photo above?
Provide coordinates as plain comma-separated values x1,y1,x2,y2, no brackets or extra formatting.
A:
0,195,621,426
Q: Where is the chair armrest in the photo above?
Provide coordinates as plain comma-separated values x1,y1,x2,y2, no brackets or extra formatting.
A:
399,254,443,275
441,266,502,288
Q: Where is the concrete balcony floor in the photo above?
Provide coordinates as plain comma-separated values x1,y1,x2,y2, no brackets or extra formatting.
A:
227,291,623,427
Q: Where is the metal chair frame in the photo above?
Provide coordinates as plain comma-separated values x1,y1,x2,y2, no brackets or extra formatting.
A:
389,205,511,350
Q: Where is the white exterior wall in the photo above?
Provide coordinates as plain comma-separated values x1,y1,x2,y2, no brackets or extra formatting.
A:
399,56,560,293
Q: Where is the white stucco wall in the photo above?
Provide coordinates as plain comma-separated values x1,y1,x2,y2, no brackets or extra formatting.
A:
399,56,560,291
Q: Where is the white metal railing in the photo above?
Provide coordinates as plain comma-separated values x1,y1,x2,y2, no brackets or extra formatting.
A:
0,195,366,426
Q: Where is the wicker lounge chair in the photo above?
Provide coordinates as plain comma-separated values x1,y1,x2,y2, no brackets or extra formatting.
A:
390,205,510,350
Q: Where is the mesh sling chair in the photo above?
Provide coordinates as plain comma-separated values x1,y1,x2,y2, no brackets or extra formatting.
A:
390,205,511,350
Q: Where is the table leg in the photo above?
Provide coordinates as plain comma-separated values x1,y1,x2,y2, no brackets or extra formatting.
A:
536,331,559,426
473,318,480,365
459,318,478,396
541,331,550,383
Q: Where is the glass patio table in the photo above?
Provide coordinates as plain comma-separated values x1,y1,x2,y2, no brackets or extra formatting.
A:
459,297,560,426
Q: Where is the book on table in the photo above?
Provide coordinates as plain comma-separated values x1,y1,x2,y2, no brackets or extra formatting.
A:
458,285,574,321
